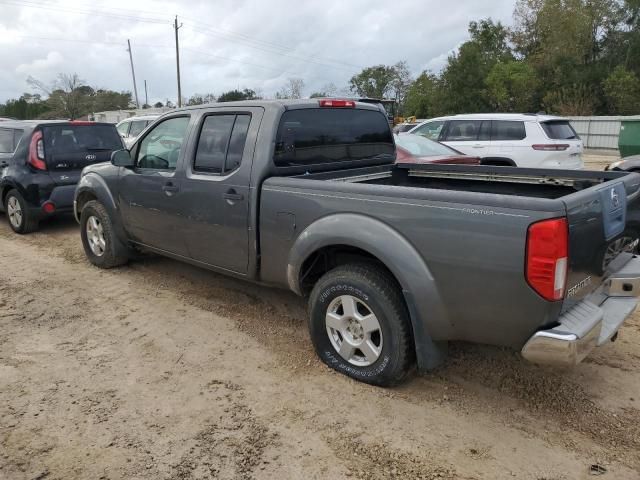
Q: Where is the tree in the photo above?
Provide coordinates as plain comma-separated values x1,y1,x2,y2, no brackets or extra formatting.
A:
186,93,216,106
276,78,305,99
486,61,540,111
309,82,339,98
28,73,86,119
217,88,258,102
349,65,397,99
543,84,597,115
153,101,164,108
403,72,441,118
603,65,640,114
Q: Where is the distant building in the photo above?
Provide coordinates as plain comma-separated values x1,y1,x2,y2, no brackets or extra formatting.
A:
89,107,173,124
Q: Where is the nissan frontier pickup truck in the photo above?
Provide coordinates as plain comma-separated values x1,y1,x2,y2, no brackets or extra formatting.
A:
74,99,640,386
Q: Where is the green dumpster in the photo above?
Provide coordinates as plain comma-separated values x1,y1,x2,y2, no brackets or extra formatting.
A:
619,119,640,157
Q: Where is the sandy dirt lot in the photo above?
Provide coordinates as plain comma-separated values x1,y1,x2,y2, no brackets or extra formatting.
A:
1,153,639,480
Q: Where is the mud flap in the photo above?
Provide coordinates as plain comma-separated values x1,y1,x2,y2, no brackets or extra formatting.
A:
402,289,448,372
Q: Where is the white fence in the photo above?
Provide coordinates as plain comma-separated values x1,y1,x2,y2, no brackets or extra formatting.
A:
567,116,640,150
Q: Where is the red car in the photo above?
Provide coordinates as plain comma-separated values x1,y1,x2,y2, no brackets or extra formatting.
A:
394,133,480,165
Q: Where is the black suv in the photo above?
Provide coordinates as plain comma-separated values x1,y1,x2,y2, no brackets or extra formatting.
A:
0,120,123,233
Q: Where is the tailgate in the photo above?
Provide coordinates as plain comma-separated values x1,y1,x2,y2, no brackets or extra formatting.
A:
562,172,640,309
42,124,122,185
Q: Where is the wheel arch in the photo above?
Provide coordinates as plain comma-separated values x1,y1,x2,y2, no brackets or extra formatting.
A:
480,157,516,167
288,213,450,371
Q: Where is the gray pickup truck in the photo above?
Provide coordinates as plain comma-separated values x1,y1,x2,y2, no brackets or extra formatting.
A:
74,99,640,386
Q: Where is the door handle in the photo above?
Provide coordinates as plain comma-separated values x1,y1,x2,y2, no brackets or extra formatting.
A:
223,189,244,202
162,182,179,196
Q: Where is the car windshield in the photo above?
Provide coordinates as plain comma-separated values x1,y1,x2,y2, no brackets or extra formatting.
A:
394,133,457,156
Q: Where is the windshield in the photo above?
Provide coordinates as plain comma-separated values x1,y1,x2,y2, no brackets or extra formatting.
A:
394,133,457,156
44,124,123,153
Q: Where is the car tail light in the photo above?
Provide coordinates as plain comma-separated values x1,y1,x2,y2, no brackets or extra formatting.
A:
319,99,355,108
28,130,47,171
532,144,570,151
526,217,568,301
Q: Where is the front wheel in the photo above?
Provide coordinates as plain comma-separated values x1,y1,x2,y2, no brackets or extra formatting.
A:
80,200,129,268
308,264,414,386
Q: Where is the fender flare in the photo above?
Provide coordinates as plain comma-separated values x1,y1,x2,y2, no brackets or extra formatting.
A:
288,213,450,370
75,173,128,241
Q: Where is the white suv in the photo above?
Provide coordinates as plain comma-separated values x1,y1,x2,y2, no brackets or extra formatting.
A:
409,113,584,169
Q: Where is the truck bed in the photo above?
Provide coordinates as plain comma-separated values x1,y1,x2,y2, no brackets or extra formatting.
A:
307,163,623,200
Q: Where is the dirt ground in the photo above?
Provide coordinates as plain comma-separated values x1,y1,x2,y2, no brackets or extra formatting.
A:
1,153,639,480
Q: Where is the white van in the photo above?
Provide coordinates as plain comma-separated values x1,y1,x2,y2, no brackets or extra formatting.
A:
409,113,584,169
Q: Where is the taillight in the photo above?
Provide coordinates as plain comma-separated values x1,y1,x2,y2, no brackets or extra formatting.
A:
532,144,569,151
28,130,47,171
319,99,356,108
526,217,568,301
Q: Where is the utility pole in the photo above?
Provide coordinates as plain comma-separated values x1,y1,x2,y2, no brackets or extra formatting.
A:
126,39,140,109
174,16,183,108
144,80,148,107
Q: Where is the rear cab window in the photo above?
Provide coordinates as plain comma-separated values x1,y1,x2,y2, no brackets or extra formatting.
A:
274,108,394,168
541,121,579,140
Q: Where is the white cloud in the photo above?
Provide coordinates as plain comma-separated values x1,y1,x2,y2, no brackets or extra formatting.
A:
0,0,517,103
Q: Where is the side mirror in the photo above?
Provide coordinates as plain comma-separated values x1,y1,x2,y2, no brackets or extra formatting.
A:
111,149,134,168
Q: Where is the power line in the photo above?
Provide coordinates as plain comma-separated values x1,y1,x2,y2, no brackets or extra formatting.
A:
1,0,364,73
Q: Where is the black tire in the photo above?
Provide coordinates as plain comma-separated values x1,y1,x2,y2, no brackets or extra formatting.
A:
80,200,129,268
4,189,39,234
308,264,414,387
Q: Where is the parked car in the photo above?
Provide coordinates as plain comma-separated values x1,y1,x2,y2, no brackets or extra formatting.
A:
606,155,640,173
116,114,159,148
0,120,123,233
394,133,480,165
74,99,640,386
409,113,584,169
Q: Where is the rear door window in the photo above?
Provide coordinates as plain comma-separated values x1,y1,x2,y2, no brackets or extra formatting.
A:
274,108,393,168
0,128,22,153
491,121,526,141
541,121,579,140
193,114,250,174
443,120,483,141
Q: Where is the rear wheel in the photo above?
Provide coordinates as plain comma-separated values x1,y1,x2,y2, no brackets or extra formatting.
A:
308,264,414,386
80,200,129,268
4,189,38,234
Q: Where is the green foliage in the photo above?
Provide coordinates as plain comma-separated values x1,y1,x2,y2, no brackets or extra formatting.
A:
1,73,132,120
186,93,216,106
402,72,440,118
486,61,539,111
604,66,640,114
217,88,258,102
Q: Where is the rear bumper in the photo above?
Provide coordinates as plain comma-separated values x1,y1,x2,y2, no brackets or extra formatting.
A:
521,256,640,366
27,184,76,218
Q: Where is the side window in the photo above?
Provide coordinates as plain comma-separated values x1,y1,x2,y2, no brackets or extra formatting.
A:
128,121,147,138
0,128,14,153
194,114,250,174
443,120,483,141
492,121,526,141
136,116,190,171
478,121,491,141
414,121,444,140
116,122,130,137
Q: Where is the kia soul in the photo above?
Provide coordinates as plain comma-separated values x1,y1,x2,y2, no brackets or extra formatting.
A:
0,120,123,233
